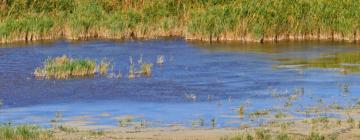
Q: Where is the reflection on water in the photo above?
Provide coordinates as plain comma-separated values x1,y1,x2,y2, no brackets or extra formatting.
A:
275,52,360,74
0,39,360,129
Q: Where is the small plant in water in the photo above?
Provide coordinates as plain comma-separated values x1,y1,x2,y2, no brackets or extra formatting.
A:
34,55,111,79
211,118,216,128
156,55,165,65
99,59,111,75
128,56,135,79
119,118,132,127
140,63,153,76
238,105,245,118
185,93,197,101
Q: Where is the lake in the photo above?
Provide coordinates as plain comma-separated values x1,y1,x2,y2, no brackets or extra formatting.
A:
0,39,360,129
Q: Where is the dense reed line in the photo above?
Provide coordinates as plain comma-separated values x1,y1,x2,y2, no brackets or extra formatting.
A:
0,0,360,43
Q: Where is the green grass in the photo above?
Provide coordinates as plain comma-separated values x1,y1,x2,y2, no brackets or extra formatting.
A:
0,124,52,140
34,55,110,79
2,0,360,43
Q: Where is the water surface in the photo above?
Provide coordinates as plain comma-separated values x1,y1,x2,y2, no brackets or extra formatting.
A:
0,39,360,128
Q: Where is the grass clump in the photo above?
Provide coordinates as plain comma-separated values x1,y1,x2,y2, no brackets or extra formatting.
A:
57,125,78,133
0,124,52,140
34,55,111,79
140,63,152,76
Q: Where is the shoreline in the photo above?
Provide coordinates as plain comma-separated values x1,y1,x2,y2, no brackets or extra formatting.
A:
1,33,360,45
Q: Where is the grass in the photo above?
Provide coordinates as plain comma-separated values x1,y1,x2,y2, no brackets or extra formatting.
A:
57,125,78,133
0,123,52,140
140,63,153,76
99,59,111,75
34,55,111,79
2,1,360,43
222,128,331,140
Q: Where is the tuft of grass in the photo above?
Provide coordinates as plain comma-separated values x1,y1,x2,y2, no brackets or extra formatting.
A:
34,55,112,79
140,63,153,76
34,55,96,79
277,133,290,140
306,132,325,140
128,56,135,79
347,117,355,126
238,106,245,117
249,110,270,118
275,112,287,119
311,117,329,124
57,125,78,133
99,59,111,75
0,124,52,140
118,118,132,127
89,130,105,136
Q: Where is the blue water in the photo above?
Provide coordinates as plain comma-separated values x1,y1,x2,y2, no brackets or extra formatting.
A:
0,39,360,128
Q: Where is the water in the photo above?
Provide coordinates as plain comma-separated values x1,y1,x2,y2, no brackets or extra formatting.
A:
0,39,360,128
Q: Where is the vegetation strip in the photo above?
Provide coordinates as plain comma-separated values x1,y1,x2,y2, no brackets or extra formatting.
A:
1,0,360,43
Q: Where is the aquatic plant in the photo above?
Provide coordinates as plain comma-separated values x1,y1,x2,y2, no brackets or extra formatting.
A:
99,59,111,75
238,106,245,118
128,56,135,79
118,118,132,127
191,118,205,127
139,63,153,76
249,110,270,118
34,55,96,79
185,93,197,101
34,55,111,79
156,55,164,65
211,118,216,128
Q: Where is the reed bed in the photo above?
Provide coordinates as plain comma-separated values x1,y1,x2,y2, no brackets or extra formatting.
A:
2,0,360,43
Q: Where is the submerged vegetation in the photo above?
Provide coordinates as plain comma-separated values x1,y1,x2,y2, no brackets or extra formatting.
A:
1,0,360,43
275,52,360,74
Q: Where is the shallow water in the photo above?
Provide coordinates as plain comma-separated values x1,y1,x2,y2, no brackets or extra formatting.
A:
0,39,360,128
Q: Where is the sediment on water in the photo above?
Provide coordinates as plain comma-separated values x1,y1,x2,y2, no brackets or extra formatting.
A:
1,0,360,44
